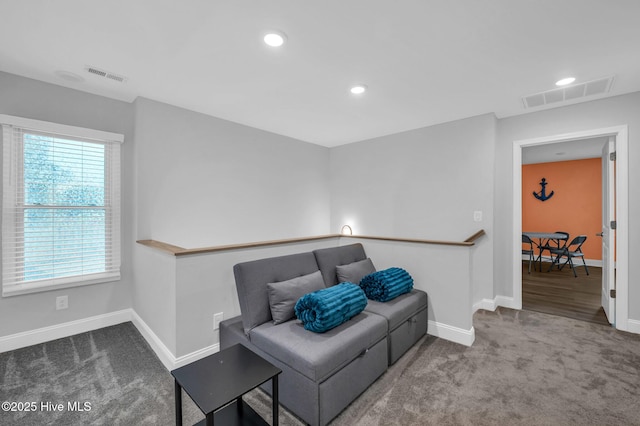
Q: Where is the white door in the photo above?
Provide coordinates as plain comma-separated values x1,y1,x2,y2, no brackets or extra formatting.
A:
601,137,615,324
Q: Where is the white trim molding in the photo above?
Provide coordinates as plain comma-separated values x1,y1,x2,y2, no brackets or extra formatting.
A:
130,310,219,370
174,344,220,369
494,295,517,310
129,310,177,371
0,114,124,143
473,296,517,313
0,309,505,367
521,255,603,268
473,298,497,313
428,320,475,346
0,309,131,353
513,125,630,332
627,320,640,334
0,308,220,370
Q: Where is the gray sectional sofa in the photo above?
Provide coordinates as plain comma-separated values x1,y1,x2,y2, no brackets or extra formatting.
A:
220,243,427,425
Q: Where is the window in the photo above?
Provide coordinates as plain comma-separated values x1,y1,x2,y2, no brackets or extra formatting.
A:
1,115,123,296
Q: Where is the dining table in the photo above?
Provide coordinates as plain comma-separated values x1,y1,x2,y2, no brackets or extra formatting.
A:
523,232,567,269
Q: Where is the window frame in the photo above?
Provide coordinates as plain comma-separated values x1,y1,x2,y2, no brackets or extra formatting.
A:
1,114,123,297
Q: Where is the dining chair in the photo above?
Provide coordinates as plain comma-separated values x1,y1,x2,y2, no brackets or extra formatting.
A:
522,234,535,273
537,231,569,270
547,235,589,277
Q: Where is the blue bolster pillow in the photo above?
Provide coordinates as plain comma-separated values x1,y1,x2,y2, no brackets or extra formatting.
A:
294,282,367,333
360,267,414,302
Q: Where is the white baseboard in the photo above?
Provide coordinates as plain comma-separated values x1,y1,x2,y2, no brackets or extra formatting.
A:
0,308,219,371
494,295,518,309
129,310,177,371
627,319,640,334
428,320,475,347
473,296,517,313
128,311,219,370
473,298,496,312
17,305,589,366
0,309,132,354
521,255,602,268
174,343,219,369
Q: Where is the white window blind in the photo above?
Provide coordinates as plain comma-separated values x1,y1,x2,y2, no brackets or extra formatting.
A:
1,115,122,296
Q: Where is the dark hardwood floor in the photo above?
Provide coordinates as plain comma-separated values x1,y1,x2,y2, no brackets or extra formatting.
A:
522,260,610,326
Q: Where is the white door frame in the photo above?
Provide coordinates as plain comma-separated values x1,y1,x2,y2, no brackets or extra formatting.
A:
512,125,629,331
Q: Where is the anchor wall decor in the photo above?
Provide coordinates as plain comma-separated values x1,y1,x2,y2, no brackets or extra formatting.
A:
533,178,554,201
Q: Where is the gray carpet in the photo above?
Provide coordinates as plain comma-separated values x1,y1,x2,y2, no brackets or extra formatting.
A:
0,322,202,425
329,308,640,425
2,308,640,425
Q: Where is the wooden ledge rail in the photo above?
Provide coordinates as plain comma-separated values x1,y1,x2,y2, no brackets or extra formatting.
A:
137,239,187,254
137,235,340,256
464,229,486,243
137,229,485,256
342,230,485,247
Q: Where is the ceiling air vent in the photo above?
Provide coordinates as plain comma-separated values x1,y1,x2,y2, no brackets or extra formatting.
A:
522,76,614,109
85,66,127,83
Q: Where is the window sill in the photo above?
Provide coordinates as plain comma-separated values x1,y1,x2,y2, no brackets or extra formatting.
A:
2,272,120,297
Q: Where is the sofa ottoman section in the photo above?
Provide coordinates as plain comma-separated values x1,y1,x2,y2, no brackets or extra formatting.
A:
220,313,387,426
225,250,395,426
252,311,388,425
318,337,387,424
249,311,387,383
220,316,335,425
313,243,428,365
365,291,428,364
234,251,321,336
314,244,370,287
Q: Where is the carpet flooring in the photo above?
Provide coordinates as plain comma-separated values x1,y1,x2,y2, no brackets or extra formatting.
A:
0,322,202,426
2,308,640,425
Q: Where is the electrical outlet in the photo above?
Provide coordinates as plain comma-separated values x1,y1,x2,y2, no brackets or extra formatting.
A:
56,295,68,310
213,312,224,330
473,210,483,222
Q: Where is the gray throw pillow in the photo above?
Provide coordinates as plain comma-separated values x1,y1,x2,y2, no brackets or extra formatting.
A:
267,270,325,324
336,258,376,284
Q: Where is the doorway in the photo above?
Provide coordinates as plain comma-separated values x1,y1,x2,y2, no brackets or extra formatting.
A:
512,126,630,332
521,144,606,325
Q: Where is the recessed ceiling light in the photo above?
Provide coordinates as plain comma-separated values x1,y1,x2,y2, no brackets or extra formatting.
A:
55,70,84,83
350,84,367,95
555,77,576,86
263,31,287,47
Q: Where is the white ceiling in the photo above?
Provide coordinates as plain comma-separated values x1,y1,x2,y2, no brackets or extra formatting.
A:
1,1,640,147
522,136,608,165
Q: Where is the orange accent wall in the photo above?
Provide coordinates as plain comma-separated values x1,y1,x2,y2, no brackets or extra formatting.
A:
522,158,602,260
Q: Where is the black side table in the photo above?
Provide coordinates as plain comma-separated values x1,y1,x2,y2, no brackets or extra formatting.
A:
171,343,281,426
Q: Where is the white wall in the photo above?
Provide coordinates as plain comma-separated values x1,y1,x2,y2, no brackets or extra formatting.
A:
0,72,134,337
343,238,476,344
3,67,638,358
329,114,496,309
129,98,492,356
169,235,481,358
173,239,339,357
133,244,177,354
133,97,331,248
495,92,640,321
132,97,333,355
